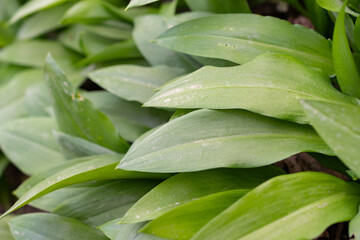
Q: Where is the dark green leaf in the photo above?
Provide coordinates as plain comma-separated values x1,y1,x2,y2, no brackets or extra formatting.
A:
45,55,129,152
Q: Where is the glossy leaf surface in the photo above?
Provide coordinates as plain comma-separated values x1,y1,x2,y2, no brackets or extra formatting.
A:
121,167,284,223
193,172,360,240
155,14,333,75
118,109,333,172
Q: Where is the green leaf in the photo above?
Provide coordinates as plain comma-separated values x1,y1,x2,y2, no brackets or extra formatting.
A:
333,2,360,97
89,65,186,104
78,39,142,65
45,55,129,152
127,0,159,10
53,131,116,159
155,14,334,75
355,17,360,51
0,118,65,176
100,220,146,240
17,4,72,40
133,13,210,71
83,21,132,40
9,213,107,240
9,0,71,24
302,100,360,177
350,207,360,240
0,69,43,124
145,54,357,124
192,172,360,240
121,167,284,223
141,190,244,240
0,40,81,68
1,154,169,218
0,155,9,177
0,64,24,87
184,0,250,13
0,0,18,22
61,0,112,25
118,109,333,172
24,84,52,116
316,0,360,17
0,215,14,240
51,180,160,226
85,91,171,142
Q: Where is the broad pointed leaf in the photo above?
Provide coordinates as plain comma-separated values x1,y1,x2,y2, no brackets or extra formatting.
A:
155,14,334,75
184,0,250,13
192,172,360,240
121,167,284,223
302,100,360,177
316,0,359,17
118,109,333,172
45,55,129,152
145,54,357,124
127,0,159,10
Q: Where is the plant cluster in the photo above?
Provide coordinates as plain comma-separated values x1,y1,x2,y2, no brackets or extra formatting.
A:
0,0,360,239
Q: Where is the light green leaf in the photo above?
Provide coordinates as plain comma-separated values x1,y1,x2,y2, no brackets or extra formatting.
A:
84,21,132,40
24,84,51,116
185,0,250,13
1,154,169,218
45,55,129,152
141,190,244,240
118,109,333,173
52,180,160,226
89,65,186,104
121,167,284,223
350,207,360,240
133,13,209,71
61,0,112,25
127,0,158,10
333,1,360,97
302,100,360,177
355,17,360,51
0,40,81,68
193,172,360,240
78,39,142,65
100,220,146,240
155,14,334,75
17,4,72,40
0,64,24,87
9,213,107,240
58,24,86,54
145,54,357,124
316,0,359,17
85,91,171,142
0,215,14,240
9,0,71,24
0,118,65,176
103,2,158,22
0,0,18,22
53,131,116,159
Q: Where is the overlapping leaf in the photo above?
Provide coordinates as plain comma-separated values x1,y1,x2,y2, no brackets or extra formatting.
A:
118,109,333,172
145,54,357,123
154,14,334,75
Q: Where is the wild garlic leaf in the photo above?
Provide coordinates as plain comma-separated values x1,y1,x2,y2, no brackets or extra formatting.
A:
0,118,65,176
0,40,81,69
126,0,159,10
184,0,250,13
0,154,9,178
133,13,210,71
84,21,132,40
316,0,359,17
85,91,172,142
154,14,334,75
100,220,147,240
51,180,160,226
145,54,357,124
118,109,333,173
45,55,129,153
192,172,360,240
53,131,116,159
9,213,107,240
141,190,245,240
9,0,70,24
355,17,360,51
333,2,360,98
1,154,169,218
302,100,360,177
17,4,72,40
89,65,186,104
0,215,14,240
121,167,284,223
350,207,360,240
